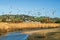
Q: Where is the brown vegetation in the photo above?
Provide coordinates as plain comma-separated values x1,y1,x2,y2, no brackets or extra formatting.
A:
27,28,60,40
28,32,60,40
0,22,60,31
0,22,60,36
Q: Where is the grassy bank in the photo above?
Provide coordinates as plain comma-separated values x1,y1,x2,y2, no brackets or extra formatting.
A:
28,32,60,40
0,22,60,36
27,28,60,40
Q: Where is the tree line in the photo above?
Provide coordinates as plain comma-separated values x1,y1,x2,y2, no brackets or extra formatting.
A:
0,14,60,23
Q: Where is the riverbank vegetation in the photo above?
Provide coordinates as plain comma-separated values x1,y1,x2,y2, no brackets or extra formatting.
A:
28,32,60,40
0,14,60,36
0,22,60,36
28,28,60,40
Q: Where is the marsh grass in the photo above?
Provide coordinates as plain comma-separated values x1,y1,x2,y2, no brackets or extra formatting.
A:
46,32,60,40
0,29,7,36
28,32,60,40
28,33,46,40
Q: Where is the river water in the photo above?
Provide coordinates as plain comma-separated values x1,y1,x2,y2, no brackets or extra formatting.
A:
0,32,29,40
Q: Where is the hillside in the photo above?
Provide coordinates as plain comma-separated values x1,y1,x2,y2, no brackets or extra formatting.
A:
0,14,60,23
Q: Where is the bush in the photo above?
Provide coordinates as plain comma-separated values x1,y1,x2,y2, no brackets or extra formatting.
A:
55,20,60,23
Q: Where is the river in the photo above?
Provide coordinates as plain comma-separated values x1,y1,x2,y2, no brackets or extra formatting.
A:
0,32,29,40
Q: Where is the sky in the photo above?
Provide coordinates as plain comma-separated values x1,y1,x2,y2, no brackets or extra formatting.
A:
0,0,60,18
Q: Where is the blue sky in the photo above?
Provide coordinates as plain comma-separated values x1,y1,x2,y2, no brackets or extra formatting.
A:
0,0,60,18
